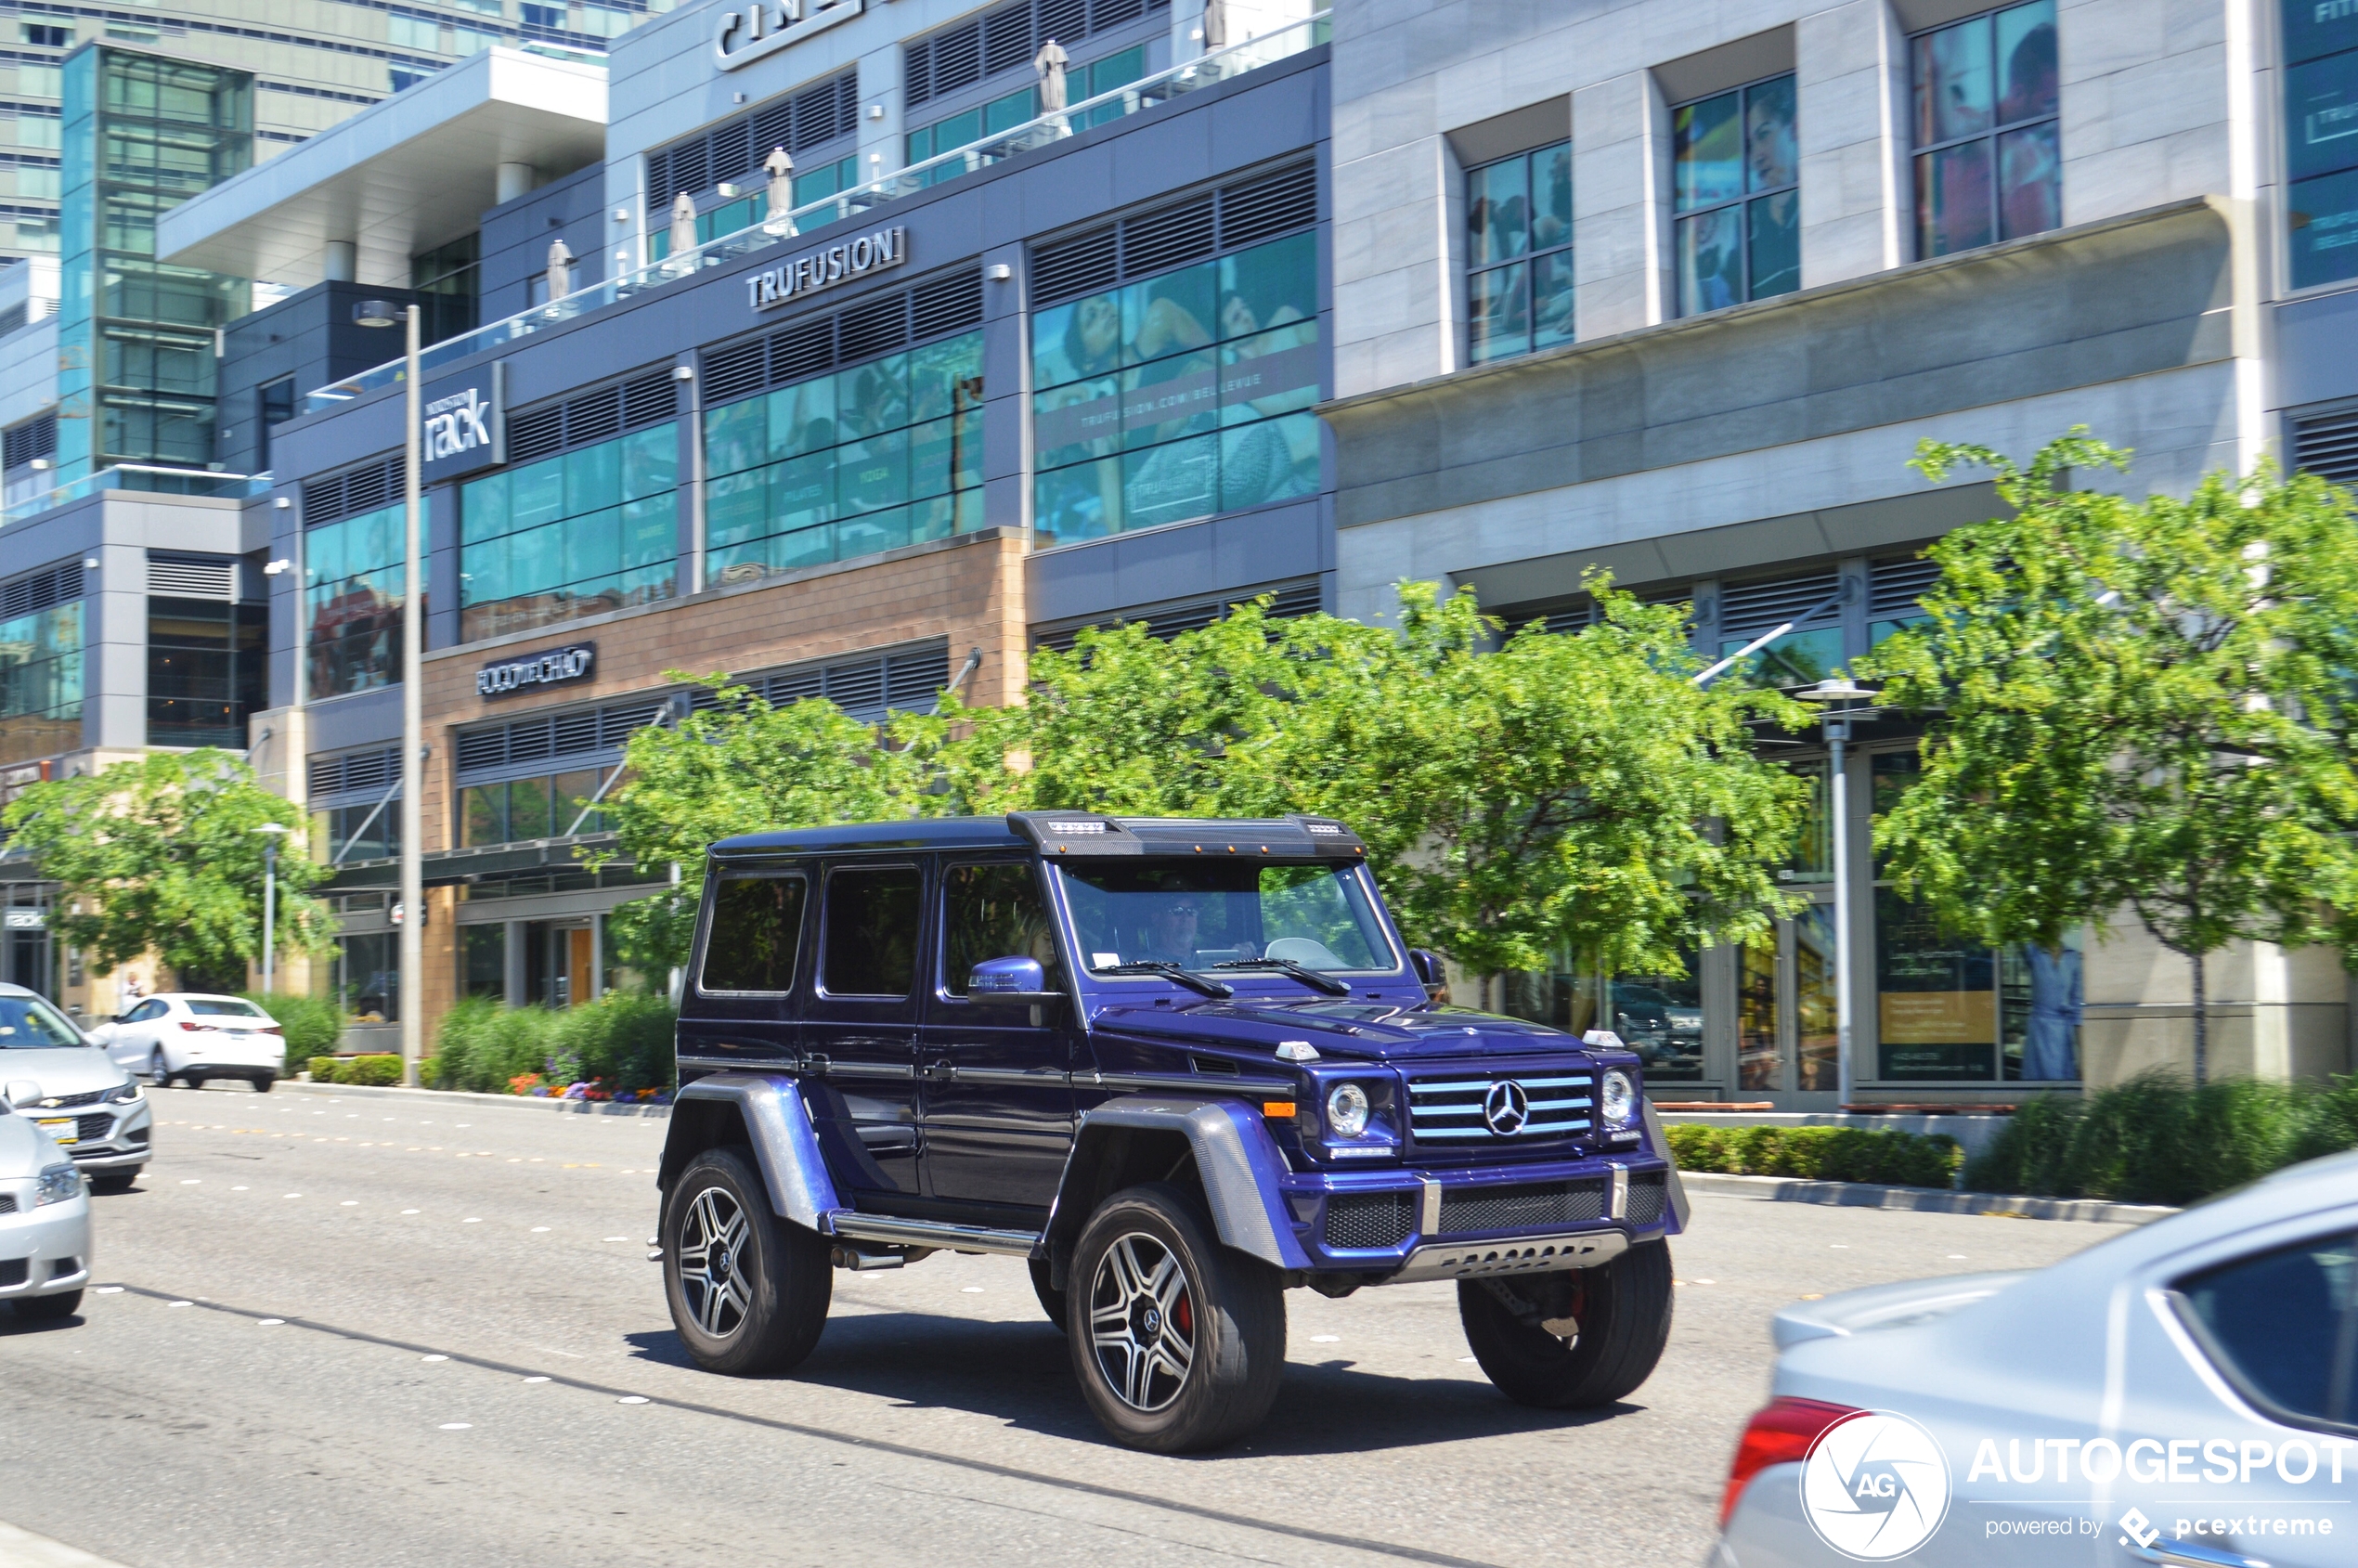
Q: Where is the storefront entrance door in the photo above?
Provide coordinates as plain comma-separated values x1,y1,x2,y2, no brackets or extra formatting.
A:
1734,898,1840,1099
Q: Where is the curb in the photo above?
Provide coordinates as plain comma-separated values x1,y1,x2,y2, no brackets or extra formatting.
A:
274,1079,672,1118
1681,1171,2178,1225
0,1517,134,1568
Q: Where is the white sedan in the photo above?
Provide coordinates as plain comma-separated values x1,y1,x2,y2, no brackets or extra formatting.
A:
1,1092,91,1320
1714,1151,2357,1568
96,994,287,1091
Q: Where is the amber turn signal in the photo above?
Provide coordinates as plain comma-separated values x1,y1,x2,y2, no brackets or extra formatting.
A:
1261,1101,1297,1119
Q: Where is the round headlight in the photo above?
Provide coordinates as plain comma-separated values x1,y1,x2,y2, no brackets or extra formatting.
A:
1325,1082,1371,1140
1600,1069,1637,1124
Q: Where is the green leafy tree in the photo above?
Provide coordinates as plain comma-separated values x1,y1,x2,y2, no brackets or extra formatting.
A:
1868,431,2358,1083
2,750,329,992
592,673,942,972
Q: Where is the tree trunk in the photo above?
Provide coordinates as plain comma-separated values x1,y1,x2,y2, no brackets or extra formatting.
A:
2189,949,2208,1088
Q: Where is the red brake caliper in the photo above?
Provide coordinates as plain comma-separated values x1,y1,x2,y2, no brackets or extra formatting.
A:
1173,1289,1193,1338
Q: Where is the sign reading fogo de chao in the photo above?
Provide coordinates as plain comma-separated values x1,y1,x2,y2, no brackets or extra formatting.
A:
745,227,906,311
477,642,595,698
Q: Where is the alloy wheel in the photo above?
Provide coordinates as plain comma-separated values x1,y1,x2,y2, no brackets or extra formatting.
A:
1087,1233,1196,1412
149,1051,168,1086
675,1186,752,1341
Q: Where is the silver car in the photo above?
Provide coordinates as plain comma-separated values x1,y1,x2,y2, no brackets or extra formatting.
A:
1,1080,94,1320
0,984,152,1195
1716,1151,2358,1568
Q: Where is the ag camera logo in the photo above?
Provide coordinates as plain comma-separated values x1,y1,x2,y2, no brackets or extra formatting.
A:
1800,1410,1952,1561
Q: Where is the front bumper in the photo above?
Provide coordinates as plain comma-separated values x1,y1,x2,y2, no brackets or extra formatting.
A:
0,1188,93,1297
27,1099,152,1171
1287,1154,1678,1280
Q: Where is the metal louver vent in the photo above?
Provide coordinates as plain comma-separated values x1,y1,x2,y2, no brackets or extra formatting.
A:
3,411,55,470
147,553,239,601
909,0,1166,109
1121,197,1215,276
648,71,857,202
622,370,678,427
911,270,983,340
507,406,564,464
1868,556,1940,618
1218,162,1317,250
307,745,398,799
1033,162,1315,305
508,366,679,467
565,385,623,446
770,317,836,383
1031,227,1120,305
0,561,82,619
1031,578,1321,654
837,292,910,363
2292,408,2358,488
302,455,407,526
704,341,767,405
700,270,983,411
454,693,684,785
1717,569,1843,640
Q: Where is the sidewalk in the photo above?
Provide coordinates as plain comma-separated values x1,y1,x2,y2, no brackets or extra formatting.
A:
1683,1170,2175,1225
273,1078,671,1117
0,1520,132,1568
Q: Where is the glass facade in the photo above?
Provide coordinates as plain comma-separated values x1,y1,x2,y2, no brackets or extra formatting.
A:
647,156,861,260
304,502,412,698
1909,1,2061,260
459,765,617,846
333,930,398,1022
1672,74,1799,315
2287,0,2358,288
57,47,253,483
410,230,479,343
907,45,1148,184
146,596,264,746
704,334,984,582
311,798,398,864
459,422,678,641
1031,232,1319,546
0,600,82,764
1465,140,1572,363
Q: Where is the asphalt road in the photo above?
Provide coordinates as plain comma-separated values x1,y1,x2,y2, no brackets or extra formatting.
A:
1,1082,2131,1568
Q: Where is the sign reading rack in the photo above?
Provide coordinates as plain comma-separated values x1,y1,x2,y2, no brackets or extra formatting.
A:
715,0,862,70
745,227,906,311
478,642,595,699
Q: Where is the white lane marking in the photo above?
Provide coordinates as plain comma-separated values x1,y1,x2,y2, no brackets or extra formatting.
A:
231,1186,249,1191
522,1376,550,1383
258,1318,285,1326
1949,1254,1967,1259
616,1396,648,1406
421,1354,448,1363
1458,1355,1478,1364
961,1287,984,1293
341,1200,358,1207
180,1179,200,1186
603,1236,629,1242
401,1209,421,1215
166,1301,192,1307
438,1423,472,1431
1310,1335,1340,1343
532,1226,551,1233
284,1193,303,1199
463,1218,482,1224
95,1286,123,1294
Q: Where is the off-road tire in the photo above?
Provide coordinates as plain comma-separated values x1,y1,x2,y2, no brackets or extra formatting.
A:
16,1289,82,1321
662,1147,831,1376
1458,1238,1674,1408
87,1171,136,1196
1069,1183,1285,1453
1029,1257,1068,1331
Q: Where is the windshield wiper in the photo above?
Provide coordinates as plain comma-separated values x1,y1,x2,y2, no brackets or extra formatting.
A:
1095,961,1234,998
1209,958,1352,996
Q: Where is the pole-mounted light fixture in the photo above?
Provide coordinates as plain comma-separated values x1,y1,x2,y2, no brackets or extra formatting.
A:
1794,676,1882,1112
351,300,399,328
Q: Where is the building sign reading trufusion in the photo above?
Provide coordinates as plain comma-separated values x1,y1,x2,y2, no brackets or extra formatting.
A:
714,0,862,70
478,642,595,698
420,364,505,483
745,227,906,311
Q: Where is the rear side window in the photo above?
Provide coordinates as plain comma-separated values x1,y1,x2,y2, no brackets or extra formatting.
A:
942,862,1063,995
2176,1231,2358,1433
700,875,808,993
188,998,266,1017
822,865,923,996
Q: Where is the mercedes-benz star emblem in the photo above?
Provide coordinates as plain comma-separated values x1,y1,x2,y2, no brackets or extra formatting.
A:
1482,1080,1531,1135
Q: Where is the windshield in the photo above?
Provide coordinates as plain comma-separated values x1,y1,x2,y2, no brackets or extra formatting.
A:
0,993,86,1048
187,998,266,1017
1056,860,1398,974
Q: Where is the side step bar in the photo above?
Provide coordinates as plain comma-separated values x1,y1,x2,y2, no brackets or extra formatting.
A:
826,1210,1041,1257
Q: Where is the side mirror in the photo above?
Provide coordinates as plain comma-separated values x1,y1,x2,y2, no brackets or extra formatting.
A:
1407,949,1445,989
968,955,1059,1003
5,1079,42,1112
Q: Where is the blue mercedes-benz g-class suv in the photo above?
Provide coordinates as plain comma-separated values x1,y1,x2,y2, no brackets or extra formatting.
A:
655,810,1688,1451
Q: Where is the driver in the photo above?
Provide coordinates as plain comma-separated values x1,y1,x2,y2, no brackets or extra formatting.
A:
1135,896,1201,966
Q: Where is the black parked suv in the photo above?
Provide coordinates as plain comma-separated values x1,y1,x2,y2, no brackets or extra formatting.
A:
655,812,1687,1451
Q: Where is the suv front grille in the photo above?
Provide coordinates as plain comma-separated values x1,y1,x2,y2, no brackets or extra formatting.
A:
1324,1191,1415,1251
1626,1172,1668,1226
28,1089,105,1109
0,1193,15,1214
1439,1179,1606,1235
1406,1071,1593,1143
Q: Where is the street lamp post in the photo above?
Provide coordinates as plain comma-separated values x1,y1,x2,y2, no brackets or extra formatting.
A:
1797,678,1879,1108
252,823,291,994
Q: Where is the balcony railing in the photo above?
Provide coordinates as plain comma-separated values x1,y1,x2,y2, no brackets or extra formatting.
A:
1,464,263,529
303,10,1330,415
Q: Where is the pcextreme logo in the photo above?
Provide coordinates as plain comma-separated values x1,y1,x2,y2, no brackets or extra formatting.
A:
1800,1410,1953,1561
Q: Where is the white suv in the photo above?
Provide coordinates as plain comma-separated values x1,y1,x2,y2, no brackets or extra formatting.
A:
97,994,288,1092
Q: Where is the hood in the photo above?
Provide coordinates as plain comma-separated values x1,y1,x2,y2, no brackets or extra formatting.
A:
0,1109,68,1176
1771,1271,2028,1351
0,1045,131,1106
1092,998,1600,1062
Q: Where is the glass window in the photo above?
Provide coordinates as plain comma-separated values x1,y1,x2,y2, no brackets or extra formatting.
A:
1737,932,1779,1091
2289,1,2358,288
458,423,679,642
304,503,411,700
941,862,1063,994
698,331,985,582
0,991,84,1047
1466,140,1572,362
1056,861,1395,973
1911,2,2059,259
1719,623,1846,691
462,923,507,1001
1608,955,1704,1082
2175,1233,2358,1432
1674,76,1798,315
335,931,398,1023
1030,232,1319,548
821,865,923,995
0,598,83,766
701,874,808,993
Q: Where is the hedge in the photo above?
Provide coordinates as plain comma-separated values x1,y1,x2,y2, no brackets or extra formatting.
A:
1665,1122,1964,1188
331,1054,404,1087
430,992,677,1095
1965,1072,2358,1206
240,991,344,1060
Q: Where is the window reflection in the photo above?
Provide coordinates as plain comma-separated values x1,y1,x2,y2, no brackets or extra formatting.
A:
304,502,413,698
459,422,678,641
1910,1,2060,258
1466,140,1572,362
0,600,82,765
1673,75,1798,315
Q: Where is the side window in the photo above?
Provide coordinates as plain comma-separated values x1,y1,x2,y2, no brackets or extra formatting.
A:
2176,1232,2358,1432
941,862,1064,996
133,1000,165,1022
699,874,808,993
821,864,923,997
